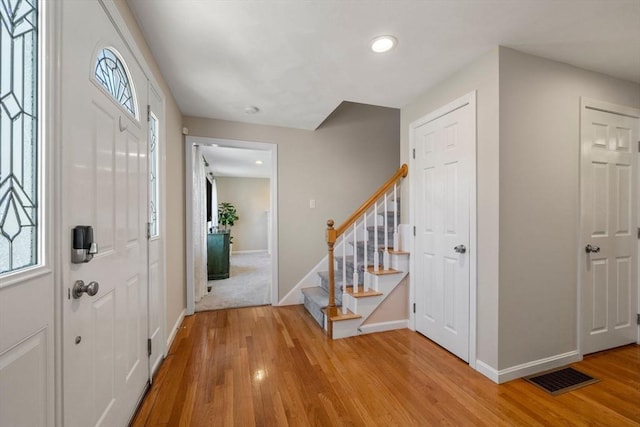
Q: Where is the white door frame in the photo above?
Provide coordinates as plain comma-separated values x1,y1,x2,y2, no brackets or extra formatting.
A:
54,1,168,424
408,91,478,369
185,136,279,315
578,97,640,355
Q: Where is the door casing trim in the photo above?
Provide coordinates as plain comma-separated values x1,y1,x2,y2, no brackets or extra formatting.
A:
408,90,478,370
185,136,279,315
578,97,640,355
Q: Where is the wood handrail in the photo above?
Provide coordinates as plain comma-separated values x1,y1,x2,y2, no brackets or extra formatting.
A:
331,163,408,241
324,163,408,338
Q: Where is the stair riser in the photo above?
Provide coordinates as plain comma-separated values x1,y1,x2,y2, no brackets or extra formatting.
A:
320,275,361,293
303,295,324,327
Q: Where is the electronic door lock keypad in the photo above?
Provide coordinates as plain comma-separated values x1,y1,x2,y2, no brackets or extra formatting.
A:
71,225,98,263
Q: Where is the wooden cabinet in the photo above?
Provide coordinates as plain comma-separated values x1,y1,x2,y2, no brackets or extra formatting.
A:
207,231,230,280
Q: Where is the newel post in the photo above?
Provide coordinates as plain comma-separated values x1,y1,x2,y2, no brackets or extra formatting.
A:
326,219,337,338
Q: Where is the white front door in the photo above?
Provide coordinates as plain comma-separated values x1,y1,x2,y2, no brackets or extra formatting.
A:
61,1,149,426
412,99,474,362
580,100,639,355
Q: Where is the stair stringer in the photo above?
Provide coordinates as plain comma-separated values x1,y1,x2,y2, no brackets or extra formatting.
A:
331,254,409,339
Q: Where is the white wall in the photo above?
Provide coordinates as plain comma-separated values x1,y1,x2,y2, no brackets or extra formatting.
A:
216,177,270,252
497,47,640,370
184,101,400,300
401,48,500,370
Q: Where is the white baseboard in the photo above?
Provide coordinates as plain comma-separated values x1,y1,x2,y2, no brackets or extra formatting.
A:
166,309,186,353
232,249,268,254
475,360,500,383
358,319,408,335
475,350,582,384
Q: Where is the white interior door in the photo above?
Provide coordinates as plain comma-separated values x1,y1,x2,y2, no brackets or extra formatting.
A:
61,1,149,426
580,100,639,355
413,101,473,362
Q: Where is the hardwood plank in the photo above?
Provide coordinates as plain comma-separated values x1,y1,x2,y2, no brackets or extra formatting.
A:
131,305,640,426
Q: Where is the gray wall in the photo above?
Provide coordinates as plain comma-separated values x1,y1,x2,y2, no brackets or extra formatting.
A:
216,177,270,252
497,47,640,369
184,102,400,300
401,48,500,369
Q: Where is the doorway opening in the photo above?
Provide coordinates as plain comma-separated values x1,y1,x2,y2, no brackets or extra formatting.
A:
185,137,278,314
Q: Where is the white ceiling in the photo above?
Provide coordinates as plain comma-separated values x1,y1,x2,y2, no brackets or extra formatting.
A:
128,0,640,130
202,145,272,179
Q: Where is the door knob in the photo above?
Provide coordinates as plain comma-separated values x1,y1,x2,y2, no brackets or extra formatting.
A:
72,280,99,299
585,244,600,254
454,244,466,254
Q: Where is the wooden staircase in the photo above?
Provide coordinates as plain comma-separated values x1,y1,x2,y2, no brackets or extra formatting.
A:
301,164,409,339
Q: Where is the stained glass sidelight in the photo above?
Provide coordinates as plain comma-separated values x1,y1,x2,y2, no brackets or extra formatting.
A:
94,47,137,117
149,112,159,237
0,0,39,274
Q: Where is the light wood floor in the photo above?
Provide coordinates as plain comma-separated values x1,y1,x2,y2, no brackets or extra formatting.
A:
131,305,640,426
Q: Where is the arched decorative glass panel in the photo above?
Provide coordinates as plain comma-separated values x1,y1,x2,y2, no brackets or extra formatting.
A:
0,0,39,274
94,48,137,117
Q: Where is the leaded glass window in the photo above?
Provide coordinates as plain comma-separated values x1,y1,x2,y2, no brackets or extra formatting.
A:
149,111,159,237
0,0,39,275
94,48,137,117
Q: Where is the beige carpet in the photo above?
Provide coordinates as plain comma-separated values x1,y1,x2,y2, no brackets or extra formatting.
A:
195,251,272,312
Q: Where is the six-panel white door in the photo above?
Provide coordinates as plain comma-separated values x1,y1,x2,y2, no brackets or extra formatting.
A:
413,102,473,362
580,102,639,355
61,1,149,426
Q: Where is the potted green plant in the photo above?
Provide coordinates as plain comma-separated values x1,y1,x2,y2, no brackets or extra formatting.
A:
217,202,239,246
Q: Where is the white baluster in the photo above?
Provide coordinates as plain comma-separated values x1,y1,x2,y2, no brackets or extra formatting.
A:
363,211,367,290
393,183,400,252
342,235,347,314
374,201,379,272
352,222,358,295
383,193,390,270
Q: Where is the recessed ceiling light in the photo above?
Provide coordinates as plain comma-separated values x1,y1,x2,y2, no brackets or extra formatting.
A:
370,35,397,53
255,160,263,165
245,105,260,114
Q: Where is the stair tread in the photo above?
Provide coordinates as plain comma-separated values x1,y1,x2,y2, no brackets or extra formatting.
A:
349,240,394,250
303,286,343,310
318,270,347,284
388,249,409,255
345,285,383,297
322,307,362,321
301,286,330,306
367,267,403,275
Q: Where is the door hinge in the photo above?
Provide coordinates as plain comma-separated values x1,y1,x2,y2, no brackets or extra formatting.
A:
637,313,640,325
147,338,152,356
147,105,151,122
637,228,640,239
412,148,416,159
146,222,152,239
413,226,416,236
413,303,416,314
